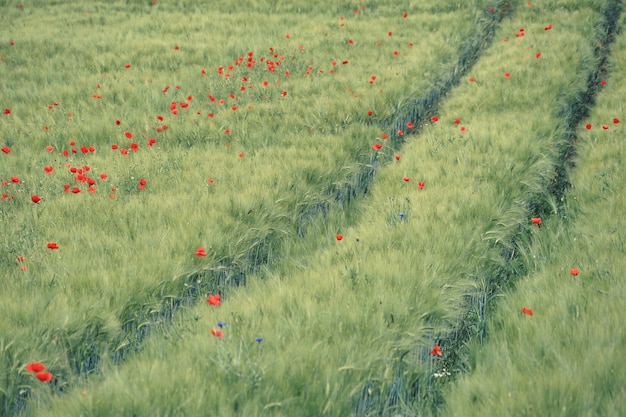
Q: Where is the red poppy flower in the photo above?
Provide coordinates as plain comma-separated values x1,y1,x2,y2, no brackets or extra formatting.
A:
418,182,425,190
281,91,288,97
4,108,10,115
407,121,414,129
124,132,133,139
601,80,607,85
585,123,592,130
195,247,207,257
36,372,53,382
468,77,475,82
211,329,224,338
46,145,54,152
403,177,410,182
207,178,214,184
238,152,244,158
381,133,389,140
207,294,221,306
224,129,231,135
201,69,206,75
147,138,156,147
393,51,399,56
503,72,511,78
522,306,533,316
47,242,59,250
430,115,439,123
453,118,461,125
120,148,128,155
531,217,541,225
613,118,620,124
1,147,10,154
570,268,579,276
372,143,382,151
26,362,46,373
403,12,408,18
10,176,19,184
429,345,443,357
100,173,108,181
460,126,467,133
489,7,495,12
130,143,139,152
71,187,81,194
367,110,373,116
395,155,400,161
535,52,541,59
31,195,41,204
115,120,121,126
602,124,609,130
397,130,404,136
544,24,552,30
111,144,119,150
335,234,343,241
124,64,131,69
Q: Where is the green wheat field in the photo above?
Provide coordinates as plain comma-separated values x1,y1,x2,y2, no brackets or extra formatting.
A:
1,0,624,416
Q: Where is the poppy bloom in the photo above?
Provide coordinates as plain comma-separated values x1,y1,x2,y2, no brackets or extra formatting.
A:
367,110,373,116
46,145,54,152
600,80,607,85
372,143,382,151
115,120,121,126
147,138,156,147
238,152,244,158
468,77,475,82
453,118,461,125
195,247,207,257
613,118,620,124
100,173,108,181
381,133,389,140
124,132,133,139
570,267,580,276
585,123,592,130
522,306,533,316
535,52,541,59
211,329,224,338
10,176,20,184
430,115,439,123
403,12,408,18
31,195,41,203
207,294,221,306
335,234,343,241
403,177,410,182
397,130,404,136
429,345,443,357
36,372,53,382
602,124,609,130
47,242,59,250
544,24,552,30
1,147,9,154
418,182,425,190
395,155,400,161
26,362,46,373
503,72,511,78
4,108,10,115
124,63,131,69
71,187,81,194
407,121,415,129
531,217,541,225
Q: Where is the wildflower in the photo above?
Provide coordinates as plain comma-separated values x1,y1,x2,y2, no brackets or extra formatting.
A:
217,321,226,328
403,177,410,182
47,242,59,250
124,63,131,69
468,77,475,82
124,132,133,139
46,145,54,152
195,247,207,257
382,133,389,140
522,306,533,316
430,115,439,122
570,268,580,276
503,72,511,78
544,24,552,30
336,234,344,241
255,337,264,343
26,362,46,373
535,52,541,59
429,345,443,357
585,123,592,130
407,121,414,129
10,176,20,184
1,147,10,154
367,110,373,116
147,138,156,147
395,155,400,161
531,217,541,225
31,195,41,204
372,143,382,151
602,124,609,130
4,108,10,115
613,118,620,124
36,372,53,382
418,182,425,190
453,118,461,125
71,187,81,194
207,294,221,306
